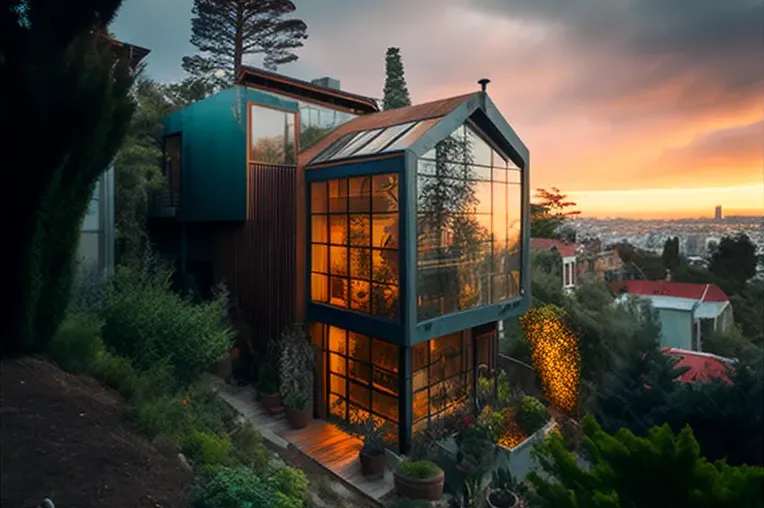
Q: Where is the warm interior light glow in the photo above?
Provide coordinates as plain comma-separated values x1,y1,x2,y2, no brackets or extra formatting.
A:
519,306,580,414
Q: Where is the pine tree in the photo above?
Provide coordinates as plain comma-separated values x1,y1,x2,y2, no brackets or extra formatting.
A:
382,47,412,110
182,0,308,89
2,1,135,355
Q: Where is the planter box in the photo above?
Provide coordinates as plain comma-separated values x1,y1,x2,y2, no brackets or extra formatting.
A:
434,420,556,495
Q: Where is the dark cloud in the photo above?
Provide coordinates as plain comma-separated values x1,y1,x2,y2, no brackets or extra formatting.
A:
658,120,764,165
471,0,764,118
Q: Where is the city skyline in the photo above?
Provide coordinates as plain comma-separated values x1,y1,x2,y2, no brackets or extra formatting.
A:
111,0,764,219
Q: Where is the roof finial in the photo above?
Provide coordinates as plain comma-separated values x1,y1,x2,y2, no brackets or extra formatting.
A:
478,78,491,92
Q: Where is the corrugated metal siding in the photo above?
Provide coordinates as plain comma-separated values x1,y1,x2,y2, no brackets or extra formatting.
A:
214,163,297,349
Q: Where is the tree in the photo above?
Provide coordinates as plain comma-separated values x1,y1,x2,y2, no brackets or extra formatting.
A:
2,1,135,355
182,0,308,89
709,234,758,294
661,236,680,275
730,279,764,348
527,416,764,508
530,187,580,240
382,47,411,110
702,325,760,361
162,77,217,108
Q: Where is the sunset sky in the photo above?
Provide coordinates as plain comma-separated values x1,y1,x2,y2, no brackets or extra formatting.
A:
111,0,764,219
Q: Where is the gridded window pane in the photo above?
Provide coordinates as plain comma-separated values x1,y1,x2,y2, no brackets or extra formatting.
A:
311,273,328,302
250,105,296,165
413,343,428,371
331,129,383,160
329,327,347,354
312,215,328,243
469,165,492,181
474,181,492,214
329,178,348,213
312,244,328,273
349,382,370,407
373,339,399,373
493,181,507,247
349,215,371,246
329,277,348,307
492,273,509,303
508,183,522,253
330,215,348,245
372,214,398,248
330,374,346,397
372,174,398,212
330,246,348,276
373,391,399,422
373,368,398,395
413,368,428,392
329,394,346,419
383,118,441,153
371,284,398,319
329,353,346,375
349,248,371,279
311,181,328,213
508,170,521,184
466,125,492,167
349,177,371,212
372,249,398,284
350,279,371,312
349,360,370,384
349,332,370,362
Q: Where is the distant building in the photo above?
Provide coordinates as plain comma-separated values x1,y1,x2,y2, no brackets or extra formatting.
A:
577,249,624,283
530,238,578,291
613,281,733,351
714,205,723,220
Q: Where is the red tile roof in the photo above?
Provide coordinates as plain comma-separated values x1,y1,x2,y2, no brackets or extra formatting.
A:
664,348,734,384
299,92,479,167
530,238,578,258
613,280,729,302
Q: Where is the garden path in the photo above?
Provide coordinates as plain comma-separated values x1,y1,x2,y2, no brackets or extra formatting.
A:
204,375,395,505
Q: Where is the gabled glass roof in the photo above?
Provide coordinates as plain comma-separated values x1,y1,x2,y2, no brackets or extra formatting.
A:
308,117,442,166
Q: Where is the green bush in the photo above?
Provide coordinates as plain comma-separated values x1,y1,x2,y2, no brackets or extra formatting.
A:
229,425,270,473
516,396,549,435
92,351,139,399
183,430,232,466
101,264,234,385
397,459,442,479
131,394,190,441
189,465,309,508
46,313,104,373
185,385,238,435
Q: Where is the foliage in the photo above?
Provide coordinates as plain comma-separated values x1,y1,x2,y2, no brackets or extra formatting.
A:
515,396,549,435
189,464,308,508
610,241,665,280
46,314,104,374
358,416,387,457
183,429,233,466
730,279,764,348
477,406,508,443
527,416,764,508
709,233,758,294
92,351,139,399
101,262,234,385
661,236,680,274
257,339,281,394
133,393,190,440
383,47,412,110
396,459,442,479
299,125,336,151
702,325,761,360
530,187,580,240
3,0,136,357
519,306,580,414
68,263,108,315
182,0,308,89
114,77,176,262
278,324,314,409
229,425,270,473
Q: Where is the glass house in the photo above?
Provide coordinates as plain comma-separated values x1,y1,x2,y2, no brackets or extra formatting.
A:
297,89,531,452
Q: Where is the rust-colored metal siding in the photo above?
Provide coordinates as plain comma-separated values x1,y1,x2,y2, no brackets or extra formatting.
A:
214,163,297,348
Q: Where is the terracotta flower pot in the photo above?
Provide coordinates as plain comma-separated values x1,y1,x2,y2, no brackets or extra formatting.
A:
486,488,522,508
285,406,310,429
260,393,283,414
359,451,386,480
393,468,445,501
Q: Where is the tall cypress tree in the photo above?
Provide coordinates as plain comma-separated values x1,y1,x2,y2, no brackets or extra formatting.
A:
2,0,135,355
182,0,308,89
382,47,412,111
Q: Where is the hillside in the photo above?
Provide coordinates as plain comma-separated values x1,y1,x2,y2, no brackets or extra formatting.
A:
0,357,193,508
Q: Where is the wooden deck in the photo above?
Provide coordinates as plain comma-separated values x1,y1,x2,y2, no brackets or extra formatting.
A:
205,375,395,503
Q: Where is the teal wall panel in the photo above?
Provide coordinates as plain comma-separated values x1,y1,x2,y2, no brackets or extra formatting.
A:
162,86,299,222
658,308,692,349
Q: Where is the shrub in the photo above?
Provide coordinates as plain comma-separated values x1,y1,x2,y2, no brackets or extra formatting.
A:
279,325,314,409
189,465,308,508
132,359,178,403
92,351,138,399
477,405,508,443
185,385,238,436
131,394,190,441
101,264,234,385
183,430,232,466
46,313,104,373
515,396,549,435
397,459,442,479
229,425,269,473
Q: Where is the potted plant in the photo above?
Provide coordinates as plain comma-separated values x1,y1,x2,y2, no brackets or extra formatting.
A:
279,325,315,430
486,468,523,508
257,340,282,414
393,459,445,501
358,417,387,480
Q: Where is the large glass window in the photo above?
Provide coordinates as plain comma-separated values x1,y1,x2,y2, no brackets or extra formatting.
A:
313,323,400,446
310,174,400,320
249,104,297,165
416,123,522,321
412,332,473,435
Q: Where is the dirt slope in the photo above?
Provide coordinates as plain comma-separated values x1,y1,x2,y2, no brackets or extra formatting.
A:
0,357,193,508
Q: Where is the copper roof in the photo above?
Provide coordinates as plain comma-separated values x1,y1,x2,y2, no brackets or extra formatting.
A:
299,92,479,167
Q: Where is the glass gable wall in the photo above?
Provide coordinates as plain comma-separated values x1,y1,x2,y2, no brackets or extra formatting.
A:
416,123,522,321
310,173,400,320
